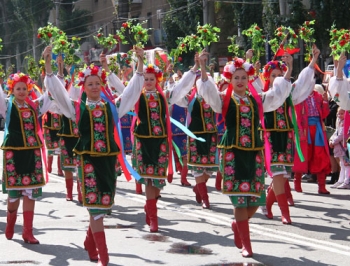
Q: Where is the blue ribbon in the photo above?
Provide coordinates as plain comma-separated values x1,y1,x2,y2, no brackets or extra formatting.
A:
101,93,141,180
308,117,325,146
127,111,205,142
4,95,13,141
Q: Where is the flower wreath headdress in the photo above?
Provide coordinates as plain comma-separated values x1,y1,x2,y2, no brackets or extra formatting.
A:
262,61,287,81
143,64,163,83
222,58,255,80
6,72,34,94
78,64,107,86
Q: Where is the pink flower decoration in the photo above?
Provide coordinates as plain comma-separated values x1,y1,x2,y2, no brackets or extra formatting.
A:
240,105,250,113
149,101,158,108
94,123,105,133
94,140,106,151
22,176,31,186
151,112,159,120
86,192,97,204
6,164,15,172
8,176,16,186
225,180,233,191
84,164,94,173
160,144,167,152
5,151,14,160
146,166,154,175
152,126,162,135
239,182,251,192
92,110,103,118
225,152,234,161
21,111,31,119
102,195,111,205
85,178,96,187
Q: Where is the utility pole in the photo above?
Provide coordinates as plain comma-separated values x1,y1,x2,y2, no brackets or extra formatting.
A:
203,0,208,25
55,0,61,27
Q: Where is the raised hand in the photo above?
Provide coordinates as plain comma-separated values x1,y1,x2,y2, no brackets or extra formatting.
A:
245,49,253,62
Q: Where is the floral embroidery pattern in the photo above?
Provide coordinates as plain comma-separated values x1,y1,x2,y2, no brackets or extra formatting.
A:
200,99,216,132
19,108,40,148
79,156,116,207
188,135,217,166
238,103,253,148
89,103,108,153
221,149,264,195
59,138,77,169
145,92,165,136
4,149,45,189
275,105,288,129
132,137,168,178
269,131,294,165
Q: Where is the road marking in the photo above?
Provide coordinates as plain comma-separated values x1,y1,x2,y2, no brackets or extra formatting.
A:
48,175,350,256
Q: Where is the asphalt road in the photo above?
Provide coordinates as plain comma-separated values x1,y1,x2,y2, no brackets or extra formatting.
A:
0,130,349,266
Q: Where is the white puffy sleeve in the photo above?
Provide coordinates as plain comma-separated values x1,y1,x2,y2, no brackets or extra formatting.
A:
262,77,292,112
107,72,125,96
329,76,350,110
0,86,7,118
68,84,81,102
291,66,315,105
197,77,222,113
44,74,76,120
115,73,144,117
168,70,197,105
33,91,55,116
251,76,264,93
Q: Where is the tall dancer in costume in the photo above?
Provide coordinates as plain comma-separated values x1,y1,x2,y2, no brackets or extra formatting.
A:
44,46,144,266
55,55,82,202
197,51,293,257
134,56,199,232
188,72,219,209
252,45,320,224
1,72,59,244
293,54,331,195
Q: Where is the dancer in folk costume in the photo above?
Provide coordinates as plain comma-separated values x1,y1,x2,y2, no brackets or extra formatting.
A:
42,61,63,176
133,56,199,232
197,50,293,257
166,71,192,187
292,56,331,195
214,78,229,191
1,72,61,244
185,70,220,209
44,46,144,265
251,45,321,224
55,55,83,202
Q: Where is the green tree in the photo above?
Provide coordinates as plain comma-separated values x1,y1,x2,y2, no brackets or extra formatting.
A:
162,0,203,68
59,0,92,37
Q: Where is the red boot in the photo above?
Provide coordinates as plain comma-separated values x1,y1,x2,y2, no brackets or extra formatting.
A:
293,173,303,192
77,180,83,204
276,193,292,224
231,220,242,249
65,178,73,201
22,211,39,244
5,210,17,240
47,156,53,173
57,156,64,176
265,186,276,219
93,231,109,266
167,173,173,183
144,204,150,226
285,181,294,206
84,227,98,262
317,172,330,194
193,185,201,204
197,182,210,209
146,199,158,232
215,172,222,191
180,165,191,186
236,220,253,258
135,181,142,194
